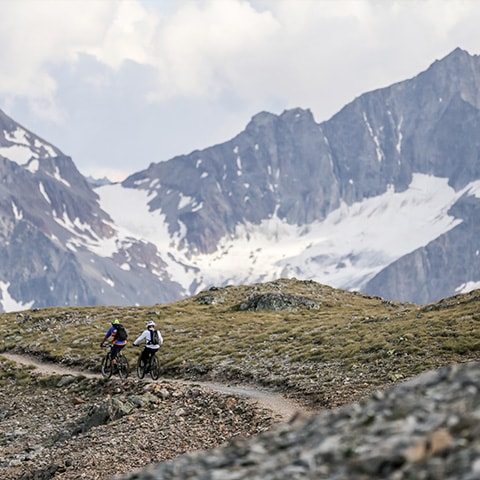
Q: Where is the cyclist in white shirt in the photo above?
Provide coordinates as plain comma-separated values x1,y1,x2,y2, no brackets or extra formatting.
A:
133,320,163,368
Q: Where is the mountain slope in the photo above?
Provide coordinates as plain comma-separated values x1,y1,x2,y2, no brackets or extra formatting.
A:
2,48,480,310
0,111,183,311
97,47,480,304
365,188,480,303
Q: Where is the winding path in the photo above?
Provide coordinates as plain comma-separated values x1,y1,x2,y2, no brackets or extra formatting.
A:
2,352,314,422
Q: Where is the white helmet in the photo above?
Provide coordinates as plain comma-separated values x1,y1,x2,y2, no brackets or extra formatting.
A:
146,320,155,328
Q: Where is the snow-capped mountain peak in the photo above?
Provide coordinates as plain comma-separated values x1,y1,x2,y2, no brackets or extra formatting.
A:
2,48,480,311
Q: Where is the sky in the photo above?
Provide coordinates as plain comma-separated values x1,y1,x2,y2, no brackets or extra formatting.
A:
1,0,480,182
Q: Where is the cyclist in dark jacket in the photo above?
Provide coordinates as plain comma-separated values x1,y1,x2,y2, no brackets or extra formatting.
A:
100,319,127,366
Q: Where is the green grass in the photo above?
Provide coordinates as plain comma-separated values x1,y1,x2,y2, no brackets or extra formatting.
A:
1,278,479,408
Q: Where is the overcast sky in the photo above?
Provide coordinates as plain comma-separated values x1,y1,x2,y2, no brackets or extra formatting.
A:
1,0,480,181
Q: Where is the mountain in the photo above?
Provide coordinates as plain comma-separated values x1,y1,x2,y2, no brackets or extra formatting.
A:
97,47,480,304
0,111,183,311
1,47,480,311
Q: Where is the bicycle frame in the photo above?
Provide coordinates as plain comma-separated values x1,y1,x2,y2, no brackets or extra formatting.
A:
136,349,160,380
101,344,129,379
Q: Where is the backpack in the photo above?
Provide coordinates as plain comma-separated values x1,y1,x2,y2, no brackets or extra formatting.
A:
115,324,128,342
149,329,160,345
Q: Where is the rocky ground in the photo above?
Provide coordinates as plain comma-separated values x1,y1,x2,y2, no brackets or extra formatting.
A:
2,355,480,479
118,361,480,480
2,281,480,479
0,354,309,480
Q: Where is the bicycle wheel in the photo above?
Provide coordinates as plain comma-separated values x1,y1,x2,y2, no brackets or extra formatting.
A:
136,354,146,379
150,354,160,380
118,355,129,379
101,354,112,378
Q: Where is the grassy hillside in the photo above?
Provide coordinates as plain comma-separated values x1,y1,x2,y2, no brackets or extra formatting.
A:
1,278,479,408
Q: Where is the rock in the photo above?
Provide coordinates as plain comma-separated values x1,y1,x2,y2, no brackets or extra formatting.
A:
116,362,480,480
0,371,275,480
239,293,320,311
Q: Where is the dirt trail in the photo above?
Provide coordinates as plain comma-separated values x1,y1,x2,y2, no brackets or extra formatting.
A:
2,352,314,422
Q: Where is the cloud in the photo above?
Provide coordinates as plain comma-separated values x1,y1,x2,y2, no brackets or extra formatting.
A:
0,0,117,122
0,1,110,95
86,0,158,69
2,0,480,180
3,0,480,118
145,1,279,101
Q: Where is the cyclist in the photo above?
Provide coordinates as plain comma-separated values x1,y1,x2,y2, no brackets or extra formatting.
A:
133,320,163,369
100,319,128,367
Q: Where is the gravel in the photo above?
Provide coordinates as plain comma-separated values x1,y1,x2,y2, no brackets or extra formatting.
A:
0,358,279,480
2,354,480,480
117,361,480,480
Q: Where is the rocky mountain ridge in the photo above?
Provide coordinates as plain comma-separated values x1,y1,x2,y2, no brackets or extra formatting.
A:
0,110,183,311
2,48,480,309
108,47,480,304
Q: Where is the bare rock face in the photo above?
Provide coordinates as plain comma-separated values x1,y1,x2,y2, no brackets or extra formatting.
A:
239,293,320,311
123,48,480,304
116,361,480,480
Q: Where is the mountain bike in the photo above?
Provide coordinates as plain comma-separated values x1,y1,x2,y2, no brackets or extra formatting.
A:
101,344,129,379
136,349,160,380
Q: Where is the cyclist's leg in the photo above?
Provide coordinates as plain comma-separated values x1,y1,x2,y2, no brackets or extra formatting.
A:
150,349,160,380
141,347,149,364
111,344,120,364
101,352,112,377
142,348,151,371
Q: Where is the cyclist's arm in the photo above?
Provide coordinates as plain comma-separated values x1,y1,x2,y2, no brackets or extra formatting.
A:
100,327,114,346
133,330,147,346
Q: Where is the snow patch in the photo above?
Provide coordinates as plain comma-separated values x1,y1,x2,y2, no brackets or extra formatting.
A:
363,112,384,162
187,174,466,292
465,180,480,198
178,193,195,210
11,201,23,220
39,182,51,204
0,127,57,167
396,116,403,154
455,281,480,294
0,144,33,164
96,183,191,286
53,166,71,187
103,276,115,287
34,138,56,157
96,173,473,296
236,156,242,175
26,159,39,173
0,281,34,313
5,127,29,144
